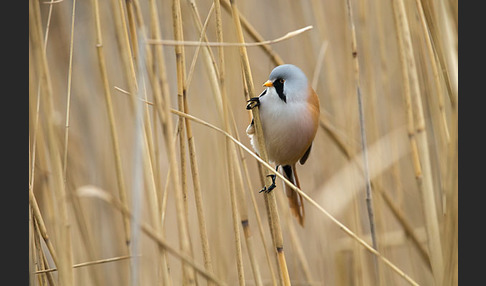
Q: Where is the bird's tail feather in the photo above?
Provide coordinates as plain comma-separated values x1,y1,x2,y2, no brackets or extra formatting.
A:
281,164,305,226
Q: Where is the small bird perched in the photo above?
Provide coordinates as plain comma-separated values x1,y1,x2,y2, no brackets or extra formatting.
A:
246,64,320,226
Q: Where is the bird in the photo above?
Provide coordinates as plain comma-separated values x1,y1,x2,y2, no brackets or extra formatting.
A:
246,64,320,226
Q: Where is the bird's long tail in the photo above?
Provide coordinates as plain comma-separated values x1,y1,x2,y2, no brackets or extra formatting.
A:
281,164,305,226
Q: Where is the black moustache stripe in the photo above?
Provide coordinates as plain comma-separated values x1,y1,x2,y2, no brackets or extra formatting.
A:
273,78,286,103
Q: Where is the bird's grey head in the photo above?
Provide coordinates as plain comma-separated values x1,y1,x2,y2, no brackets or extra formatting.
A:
266,64,308,103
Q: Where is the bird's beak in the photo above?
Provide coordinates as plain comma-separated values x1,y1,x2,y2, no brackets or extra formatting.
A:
263,80,273,87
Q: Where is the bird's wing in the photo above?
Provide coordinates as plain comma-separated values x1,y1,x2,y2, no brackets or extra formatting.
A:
299,143,312,165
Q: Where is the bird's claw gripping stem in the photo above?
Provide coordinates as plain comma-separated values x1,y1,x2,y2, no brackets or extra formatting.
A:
246,97,260,110
259,174,276,193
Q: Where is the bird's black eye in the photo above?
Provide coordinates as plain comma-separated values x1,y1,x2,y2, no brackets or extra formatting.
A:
279,79,285,84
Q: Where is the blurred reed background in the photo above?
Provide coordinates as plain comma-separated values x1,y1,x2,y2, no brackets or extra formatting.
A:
29,0,458,285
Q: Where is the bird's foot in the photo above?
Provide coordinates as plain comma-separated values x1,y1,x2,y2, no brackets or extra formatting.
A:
246,97,260,110
259,174,277,193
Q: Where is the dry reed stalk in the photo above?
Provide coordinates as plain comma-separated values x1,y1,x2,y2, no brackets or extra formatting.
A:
128,0,167,221
152,0,195,285
229,130,265,286
230,116,278,286
350,189,366,286
123,11,144,286
35,255,132,274
392,2,423,192
364,24,390,286
214,10,246,286
125,1,139,64
110,0,138,111
434,0,458,104
121,15,178,285
392,0,444,284
126,6,170,283
211,0,263,284
169,109,420,286
171,0,189,225
229,1,291,285
30,0,74,284
122,0,165,243
225,147,246,286
140,1,185,284
62,0,76,180
442,107,457,285
61,4,107,283
344,1,381,283
182,1,219,280
344,0,378,253
91,0,131,247
147,26,312,48
171,0,205,284
275,193,313,284
413,0,450,143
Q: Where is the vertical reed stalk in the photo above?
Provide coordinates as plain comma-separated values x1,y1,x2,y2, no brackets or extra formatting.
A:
111,0,137,112
62,0,76,181
172,0,189,216
212,0,263,284
276,193,313,284
151,45,193,286
229,1,291,285
226,141,246,286
344,1,379,282
231,116,278,286
60,3,107,281
413,0,450,143
170,0,197,283
92,0,131,247
392,0,444,284
214,2,246,285
126,1,139,64
442,107,457,286
143,29,174,284
183,1,218,280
